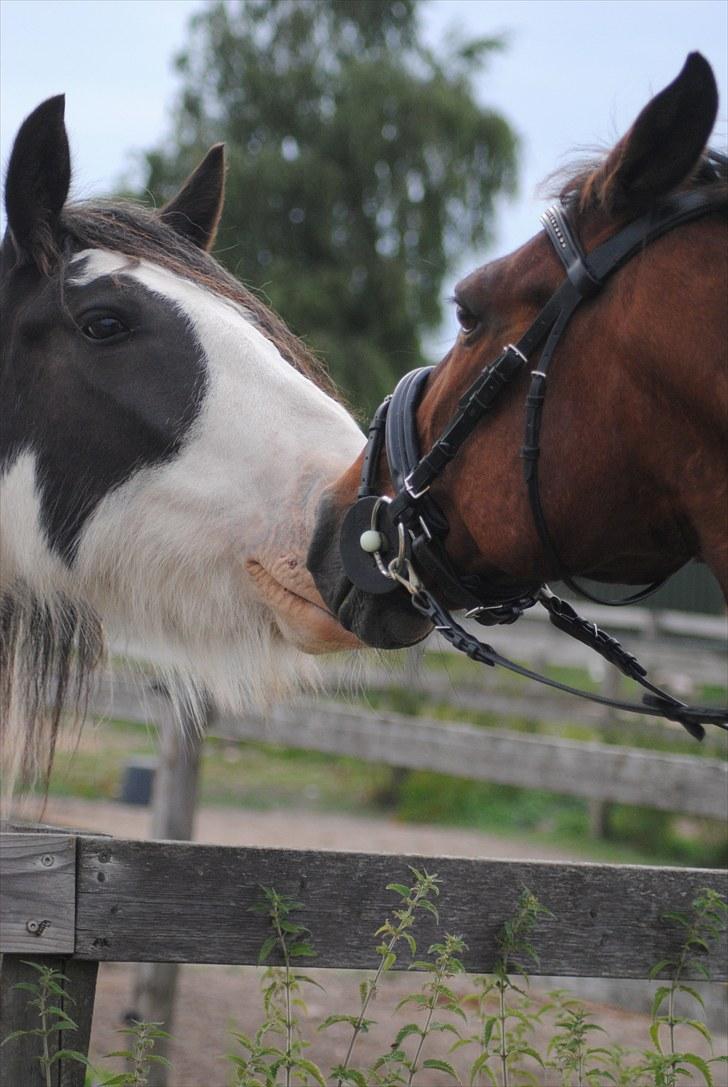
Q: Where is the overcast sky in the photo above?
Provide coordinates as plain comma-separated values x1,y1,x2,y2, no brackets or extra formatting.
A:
2,0,726,353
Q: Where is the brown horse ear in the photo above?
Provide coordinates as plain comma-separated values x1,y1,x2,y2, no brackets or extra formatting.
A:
4,95,71,272
593,53,718,212
159,144,226,252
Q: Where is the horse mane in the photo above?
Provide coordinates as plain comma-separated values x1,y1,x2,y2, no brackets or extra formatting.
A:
60,199,339,400
549,148,728,219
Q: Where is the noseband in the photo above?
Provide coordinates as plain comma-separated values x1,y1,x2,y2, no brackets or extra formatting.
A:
340,187,728,739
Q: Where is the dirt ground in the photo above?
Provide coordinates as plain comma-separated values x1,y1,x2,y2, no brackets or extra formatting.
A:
39,796,728,1087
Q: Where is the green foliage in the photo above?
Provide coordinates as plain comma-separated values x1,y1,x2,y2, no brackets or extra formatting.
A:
635,889,728,1087
0,961,87,1087
140,0,517,412
96,1021,172,1087
230,886,324,1085
326,866,442,1083
0,963,168,1087
543,991,611,1086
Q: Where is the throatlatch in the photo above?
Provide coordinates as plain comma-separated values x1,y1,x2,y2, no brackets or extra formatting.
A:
338,188,728,740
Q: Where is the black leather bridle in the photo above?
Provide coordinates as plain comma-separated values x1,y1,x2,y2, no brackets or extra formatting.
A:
339,186,728,740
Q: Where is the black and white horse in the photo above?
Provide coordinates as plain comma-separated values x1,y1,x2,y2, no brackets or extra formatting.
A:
1,96,364,807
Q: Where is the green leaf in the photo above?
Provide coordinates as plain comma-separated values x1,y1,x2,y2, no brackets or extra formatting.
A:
394,1023,423,1045
294,974,326,991
318,1014,373,1031
679,1053,713,1087
651,986,671,1017
648,959,674,979
512,1045,544,1068
288,943,317,957
258,935,277,964
649,1021,664,1053
483,1016,497,1047
422,1058,460,1079
331,1067,367,1087
387,883,412,897
418,899,440,922
1,1030,36,1046
682,1018,712,1043
291,1057,326,1086
469,1051,497,1086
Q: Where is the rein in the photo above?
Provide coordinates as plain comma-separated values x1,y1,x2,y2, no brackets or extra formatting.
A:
339,189,728,740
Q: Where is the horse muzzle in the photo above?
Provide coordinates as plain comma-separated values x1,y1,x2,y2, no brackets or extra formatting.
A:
306,490,432,649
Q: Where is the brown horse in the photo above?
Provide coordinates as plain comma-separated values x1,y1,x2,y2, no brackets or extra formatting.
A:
307,53,727,651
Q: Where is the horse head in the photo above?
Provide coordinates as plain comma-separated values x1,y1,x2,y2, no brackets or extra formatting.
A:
308,53,727,648
1,96,364,804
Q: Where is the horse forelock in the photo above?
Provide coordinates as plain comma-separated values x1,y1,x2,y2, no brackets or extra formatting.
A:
549,148,728,220
60,200,340,401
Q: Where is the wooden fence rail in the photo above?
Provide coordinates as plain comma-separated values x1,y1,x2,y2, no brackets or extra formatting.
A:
1,828,727,1087
89,674,728,821
2,831,727,978
215,703,728,820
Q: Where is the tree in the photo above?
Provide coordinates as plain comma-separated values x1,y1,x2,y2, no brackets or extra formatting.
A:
142,0,517,412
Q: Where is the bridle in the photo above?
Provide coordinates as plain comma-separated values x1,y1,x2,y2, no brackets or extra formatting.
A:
339,186,728,740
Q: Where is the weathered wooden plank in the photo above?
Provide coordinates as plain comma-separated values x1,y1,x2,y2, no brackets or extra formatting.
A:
74,838,728,979
214,705,728,820
0,834,76,954
0,955,97,1087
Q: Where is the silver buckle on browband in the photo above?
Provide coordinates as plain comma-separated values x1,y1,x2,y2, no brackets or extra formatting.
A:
505,343,528,363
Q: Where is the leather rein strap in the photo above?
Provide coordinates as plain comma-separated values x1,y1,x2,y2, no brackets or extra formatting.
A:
338,189,728,739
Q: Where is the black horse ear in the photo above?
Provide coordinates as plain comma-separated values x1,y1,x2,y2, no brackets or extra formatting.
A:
4,95,71,272
159,144,226,252
596,53,718,211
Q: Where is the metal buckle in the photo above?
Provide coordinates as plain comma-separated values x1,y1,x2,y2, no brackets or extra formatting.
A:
504,343,528,363
387,555,423,596
404,471,430,500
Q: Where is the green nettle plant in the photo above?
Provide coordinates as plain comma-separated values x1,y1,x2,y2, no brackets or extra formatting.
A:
0,963,169,1087
3,884,726,1086
94,1020,171,1087
0,961,88,1087
634,888,728,1087
323,866,442,1086
452,888,551,1086
228,886,323,1087
542,991,611,1086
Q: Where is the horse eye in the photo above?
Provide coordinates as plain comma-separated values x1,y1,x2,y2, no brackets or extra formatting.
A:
81,314,129,342
455,303,479,336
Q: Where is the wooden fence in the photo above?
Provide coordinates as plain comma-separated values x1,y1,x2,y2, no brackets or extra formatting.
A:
1,825,727,1086
91,671,728,822
3,606,725,1084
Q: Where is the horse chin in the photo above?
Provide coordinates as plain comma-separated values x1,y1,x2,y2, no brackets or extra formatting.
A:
334,580,432,649
245,558,361,654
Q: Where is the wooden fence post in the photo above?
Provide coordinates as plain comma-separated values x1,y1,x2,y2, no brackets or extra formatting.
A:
0,831,97,1087
129,692,209,1086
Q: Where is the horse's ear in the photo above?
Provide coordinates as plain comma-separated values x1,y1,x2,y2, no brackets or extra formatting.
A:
159,144,226,252
594,53,718,212
4,95,71,272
